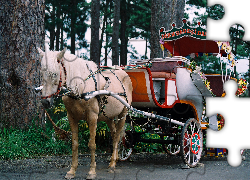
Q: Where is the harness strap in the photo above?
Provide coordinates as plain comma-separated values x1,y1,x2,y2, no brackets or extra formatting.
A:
85,64,103,114
109,69,128,103
41,59,67,99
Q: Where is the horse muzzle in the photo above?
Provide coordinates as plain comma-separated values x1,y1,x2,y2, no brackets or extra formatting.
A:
41,98,54,109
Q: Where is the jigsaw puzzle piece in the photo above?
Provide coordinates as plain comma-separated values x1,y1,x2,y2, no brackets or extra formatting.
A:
206,80,250,166
207,0,250,41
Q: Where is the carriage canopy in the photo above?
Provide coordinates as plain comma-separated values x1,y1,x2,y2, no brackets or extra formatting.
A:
159,19,225,56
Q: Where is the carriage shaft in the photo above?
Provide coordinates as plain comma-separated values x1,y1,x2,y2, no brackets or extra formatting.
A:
83,90,185,127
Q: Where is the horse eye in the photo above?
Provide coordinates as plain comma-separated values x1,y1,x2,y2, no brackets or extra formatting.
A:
52,73,57,78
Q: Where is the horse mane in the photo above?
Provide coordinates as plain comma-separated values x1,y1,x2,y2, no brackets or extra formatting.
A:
42,50,98,95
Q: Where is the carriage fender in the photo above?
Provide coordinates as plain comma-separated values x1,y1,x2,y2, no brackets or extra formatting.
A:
176,67,203,121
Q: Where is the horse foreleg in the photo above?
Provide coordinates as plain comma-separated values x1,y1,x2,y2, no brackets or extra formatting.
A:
86,114,98,180
65,114,79,179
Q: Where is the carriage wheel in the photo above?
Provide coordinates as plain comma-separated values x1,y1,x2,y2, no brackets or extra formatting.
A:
180,118,203,167
119,131,133,161
165,144,180,155
162,136,180,155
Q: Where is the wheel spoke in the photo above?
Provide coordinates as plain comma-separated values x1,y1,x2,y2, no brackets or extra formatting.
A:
181,118,203,167
119,131,133,161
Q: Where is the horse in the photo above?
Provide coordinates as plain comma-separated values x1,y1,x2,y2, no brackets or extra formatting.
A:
37,48,133,179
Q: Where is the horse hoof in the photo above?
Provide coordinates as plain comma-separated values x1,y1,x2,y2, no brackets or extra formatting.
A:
86,173,97,180
108,167,115,173
65,173,75,179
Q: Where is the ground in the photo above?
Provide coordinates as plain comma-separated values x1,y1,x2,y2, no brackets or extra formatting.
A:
0,151,250,179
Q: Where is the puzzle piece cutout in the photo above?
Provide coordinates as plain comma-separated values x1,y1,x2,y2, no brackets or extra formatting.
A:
206,80,250,166
207,0,250,41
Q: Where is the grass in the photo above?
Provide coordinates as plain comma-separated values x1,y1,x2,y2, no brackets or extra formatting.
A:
0,119,112,160
0,126,72,160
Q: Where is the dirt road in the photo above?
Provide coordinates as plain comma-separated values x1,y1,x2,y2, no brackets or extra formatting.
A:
0,151,250,180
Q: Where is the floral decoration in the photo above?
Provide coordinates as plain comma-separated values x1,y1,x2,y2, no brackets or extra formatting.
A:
183,59,214,96
159,38,165,51
217,114,225,130
235,78,248,96
217,41,236,68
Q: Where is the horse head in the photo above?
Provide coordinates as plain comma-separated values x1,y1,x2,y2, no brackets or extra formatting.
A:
37,48,66,108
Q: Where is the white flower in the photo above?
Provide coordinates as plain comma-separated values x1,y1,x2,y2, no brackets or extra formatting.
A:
194,65,202,73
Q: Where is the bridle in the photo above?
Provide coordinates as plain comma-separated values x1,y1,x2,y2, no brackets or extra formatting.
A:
41,57,67,99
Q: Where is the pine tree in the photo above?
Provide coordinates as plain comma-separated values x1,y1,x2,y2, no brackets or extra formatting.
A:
0,0,45,128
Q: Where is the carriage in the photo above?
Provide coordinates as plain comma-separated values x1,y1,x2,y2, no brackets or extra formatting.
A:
87,57,211,168
37,20,236,179
85,20,232,168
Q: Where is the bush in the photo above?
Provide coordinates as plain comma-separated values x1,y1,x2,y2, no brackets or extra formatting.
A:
133,126,163,153
0,125,71,160
0,116,112,160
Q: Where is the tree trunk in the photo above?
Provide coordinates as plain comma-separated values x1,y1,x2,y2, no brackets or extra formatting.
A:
60,16,64,51
56,1,61,51
0,0,45,129
112,0,120,65
90,0,100,65
99,0,109,63
120,0,127,66
105,28,108,66
70,0,77,55
150,0,185,59
50,3,55,50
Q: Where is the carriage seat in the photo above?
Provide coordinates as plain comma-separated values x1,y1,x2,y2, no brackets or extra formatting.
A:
151,72,176,79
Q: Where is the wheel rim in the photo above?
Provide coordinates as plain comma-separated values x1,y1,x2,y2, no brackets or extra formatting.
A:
166,144,180,155
181,118,203,167
119,131,133,161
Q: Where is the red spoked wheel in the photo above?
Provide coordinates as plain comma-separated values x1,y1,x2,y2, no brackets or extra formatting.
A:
181,118,203,167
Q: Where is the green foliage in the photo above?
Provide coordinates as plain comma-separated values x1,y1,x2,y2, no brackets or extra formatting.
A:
133,126,163,153
190,55,228,75
207,4,225,20
45,0,90,51
0,125,71,160
186,0,207,7
0,116,112,160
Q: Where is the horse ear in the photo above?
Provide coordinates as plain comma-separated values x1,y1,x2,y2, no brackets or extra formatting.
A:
57,47,67,60
37,48,45,57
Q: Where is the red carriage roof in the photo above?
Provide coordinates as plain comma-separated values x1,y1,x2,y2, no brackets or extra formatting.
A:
160,19,226,56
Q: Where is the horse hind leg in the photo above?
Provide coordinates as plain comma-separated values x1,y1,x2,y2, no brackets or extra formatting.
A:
108,108,127,172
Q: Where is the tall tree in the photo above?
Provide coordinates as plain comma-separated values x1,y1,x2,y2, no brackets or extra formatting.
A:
112,0,120,65
150,0,185,59
70,0,77,54
0,0,45,128
90,0,101,65
121,0,151,61
120,0,128,65
45,0,89,54
45,0,56,50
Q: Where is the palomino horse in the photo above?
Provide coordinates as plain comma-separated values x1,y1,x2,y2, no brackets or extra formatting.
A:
37,48,132,179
